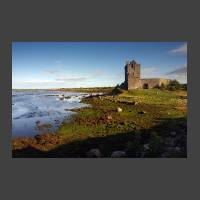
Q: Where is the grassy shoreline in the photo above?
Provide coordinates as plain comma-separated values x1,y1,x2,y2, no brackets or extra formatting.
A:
12,89,187,158
12,87,114,93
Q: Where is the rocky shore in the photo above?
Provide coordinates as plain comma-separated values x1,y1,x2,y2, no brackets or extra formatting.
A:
12,88,187,158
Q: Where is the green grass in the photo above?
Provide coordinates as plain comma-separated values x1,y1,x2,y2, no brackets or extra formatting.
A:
118,89,186,106
56,89,187,141
56,87,114,93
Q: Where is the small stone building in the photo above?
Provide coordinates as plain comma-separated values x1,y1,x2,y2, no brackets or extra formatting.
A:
122,60,170,90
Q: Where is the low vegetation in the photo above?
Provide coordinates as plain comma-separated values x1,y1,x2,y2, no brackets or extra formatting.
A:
160,80,187,91
12,88,187,158
56,87,114,93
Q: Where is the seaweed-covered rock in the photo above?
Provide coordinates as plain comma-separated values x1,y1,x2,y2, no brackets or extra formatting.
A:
111,151,126,158
86,148,101,158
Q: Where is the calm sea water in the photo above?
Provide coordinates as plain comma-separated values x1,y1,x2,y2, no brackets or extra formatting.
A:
12,90,90,137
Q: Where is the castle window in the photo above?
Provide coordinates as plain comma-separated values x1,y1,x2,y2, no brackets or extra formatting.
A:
133,72,134,76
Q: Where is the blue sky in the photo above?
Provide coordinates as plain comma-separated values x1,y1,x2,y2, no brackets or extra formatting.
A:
12,42,187,89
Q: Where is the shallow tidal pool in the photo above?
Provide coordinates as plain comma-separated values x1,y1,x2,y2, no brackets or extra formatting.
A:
12,90,90,137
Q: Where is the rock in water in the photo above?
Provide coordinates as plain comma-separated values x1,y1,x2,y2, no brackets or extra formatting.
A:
117,107,123,112
86,148,101,158
111,151,126,158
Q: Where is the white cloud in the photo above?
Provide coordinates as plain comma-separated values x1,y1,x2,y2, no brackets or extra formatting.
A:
13,80,65,84
165,65,187,83
169,43,187,55
13,68,119,89
55,76,88,82
45,69,62,74
167,66,187,76
44,68,105,82
141,66,187,83
92,69,104,77
55,60,62,64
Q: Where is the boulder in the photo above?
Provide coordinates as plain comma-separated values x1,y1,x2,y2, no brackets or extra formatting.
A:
164,137,176,147
86,148,101,158
138,111,147,114
117,107,123,112
143,143,150,151
34,134,42,141
174,146,181,152
107,115,113,120
35,120,40,125
64,96,71,99
111,151,126,158
170,131,176,137
165,146,182,155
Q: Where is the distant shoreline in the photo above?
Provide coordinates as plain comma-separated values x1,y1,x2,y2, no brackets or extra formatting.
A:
12,87,114,93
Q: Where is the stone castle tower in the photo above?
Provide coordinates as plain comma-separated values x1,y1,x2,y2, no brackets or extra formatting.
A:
124,60,141,89
123,59,170,90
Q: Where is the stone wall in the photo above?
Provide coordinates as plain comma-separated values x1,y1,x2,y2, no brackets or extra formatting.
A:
141,78,170,89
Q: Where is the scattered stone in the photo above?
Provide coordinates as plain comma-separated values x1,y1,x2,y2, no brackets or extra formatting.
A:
143,143,150,151
120,121,126,125
34,134,41,141
111,151,126,158
138,111,147,114
165,146,182,155
86,148,101,158
170,131,176,137
64,108,72,111
140,151,146,158
161,152,170,157
117,107,123,112
99,96,102,100
107,115,113,120
165,137,176,147
174,146,181,152
35,120,40,125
